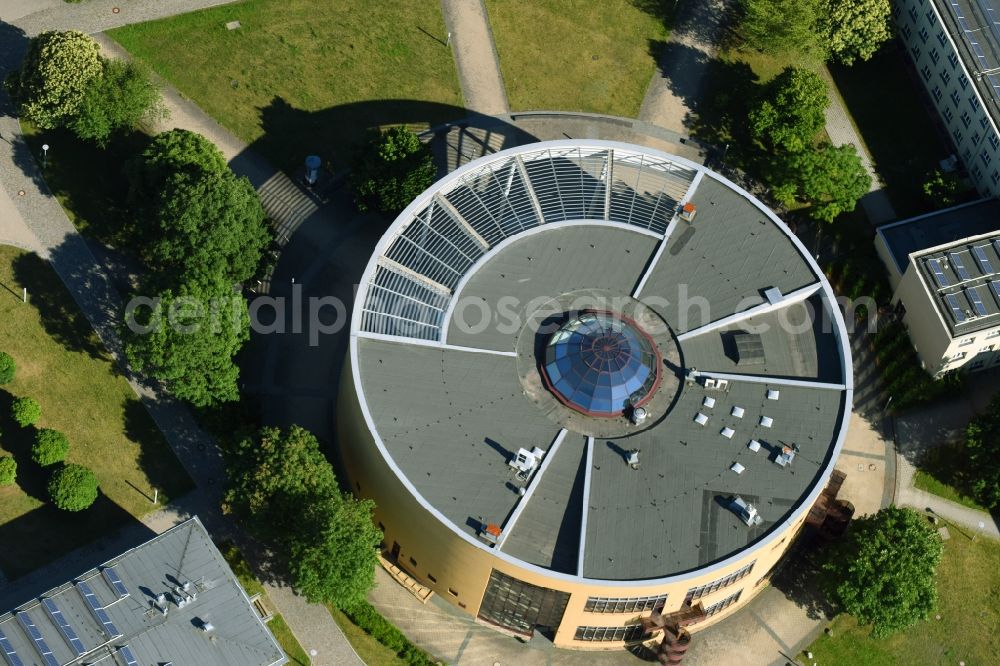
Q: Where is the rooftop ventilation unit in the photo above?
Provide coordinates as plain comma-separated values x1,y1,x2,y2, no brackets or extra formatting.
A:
721,427,735,439
679,202,697,222
201,622,214,633
730,462,745,474
759,415,773,428
627,449,641,470
694,413,709,426
480,523,501,545
734,333,765,366
766,389,780,400
630,406,648,425
747,440,761,452
702,396,716,409
703,377,729,391
731,406,745,418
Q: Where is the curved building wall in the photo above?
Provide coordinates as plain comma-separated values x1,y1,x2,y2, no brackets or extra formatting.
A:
339,355,810,648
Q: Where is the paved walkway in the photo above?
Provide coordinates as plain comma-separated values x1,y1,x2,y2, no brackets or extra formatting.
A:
892,370,1000,538
440,0,509,115
821,69,897,225
637,0,728,134
1,4,362,664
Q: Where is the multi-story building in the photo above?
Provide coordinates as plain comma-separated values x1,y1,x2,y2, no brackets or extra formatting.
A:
876,199,1000,374
894,0,1000,196
0,518,287,666
340,141,852,650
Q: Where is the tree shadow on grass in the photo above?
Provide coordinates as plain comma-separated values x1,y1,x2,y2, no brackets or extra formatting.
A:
0,389,48,502
11,251,113,363
123,397,196,505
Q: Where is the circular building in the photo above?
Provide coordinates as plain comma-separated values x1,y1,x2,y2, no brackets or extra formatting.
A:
340,141,852,649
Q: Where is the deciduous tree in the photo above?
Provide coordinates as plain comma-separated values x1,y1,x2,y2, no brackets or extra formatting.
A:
32,428,70,467
351,126,436,215
126,129,230,211
0,457,16,486
124,280,249,407
5,31,102,129
826,0,892,65
738,0,825,58
11,397,41,427
965,396,1000,509
71,59,165,146
0,351,14,384
780,142,871,222
821,506,942,637
748,66,828,153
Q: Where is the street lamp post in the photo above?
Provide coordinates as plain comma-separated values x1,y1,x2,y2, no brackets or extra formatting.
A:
974,520,985,541
41,143,49,169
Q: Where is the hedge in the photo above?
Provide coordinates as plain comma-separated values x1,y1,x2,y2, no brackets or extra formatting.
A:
341,601,437,666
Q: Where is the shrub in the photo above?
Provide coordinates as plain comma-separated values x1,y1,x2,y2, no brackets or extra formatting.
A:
0,351,14,384
32,428,70,466
341,601,437,666
71,58,165,146
0,456,16,486
48,463,99,511
11,397,41,427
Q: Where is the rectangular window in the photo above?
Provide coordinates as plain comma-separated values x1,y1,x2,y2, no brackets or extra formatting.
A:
448,588,459,596
951,90,962,108
703,591,743,618
971,95,981,111
585,594,669,614
964,147,973,162
959,337,976,347
911,44,922,60
973,132,981,146
932,86,943,102
939,69,951,85
950,351,967,363
982,150,993,167
477,570,569,634
991,169,1000,185
937,29,946,46
960,73,969,89
929,47,940,64
973,164,983,180
427,573,437,583
919,27,929,43
908,6,918,23
961,111,972,128
990,134,1000,151
948,52,959,69
574,625,645,642
922,65,932,82
902,23,913,39
408,556,418,567
986,330,1000,339
684,561,756,604
943,106,954,123
981,116,990,130
953,128,964,145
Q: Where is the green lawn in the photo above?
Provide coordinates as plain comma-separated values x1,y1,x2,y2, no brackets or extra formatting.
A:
219,542,311,666
108,0,463,172
807,532,1000,664
828,43,952,218
485,0,671,116
329,607,408,666
913,445,992,513
0,246,191,578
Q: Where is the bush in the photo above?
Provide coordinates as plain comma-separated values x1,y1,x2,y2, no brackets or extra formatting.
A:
71,58,164,146
0,351,14,384
350,126,436,215
4,31,103,129
48,463,99,511
11,397,41,427
32,428,70,466
0,456,16,486
342,600,437,666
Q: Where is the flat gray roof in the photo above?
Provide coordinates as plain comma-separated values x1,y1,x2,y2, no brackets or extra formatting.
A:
916,231,1000,335
878,199,1000,274
350,141,850,582
933,0,1000,120
0,518,285,666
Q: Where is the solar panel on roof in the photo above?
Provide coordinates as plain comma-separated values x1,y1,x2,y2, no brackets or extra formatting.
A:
991,280,1000,305
118,644,139,666
15,613,58,666
0,627,24,666
41,598,86,656
928,259,950,287
102,567,130,599
968,287,989,317
949,253,972,281
945,293,967,322
76,581,121,638
973,245,995,274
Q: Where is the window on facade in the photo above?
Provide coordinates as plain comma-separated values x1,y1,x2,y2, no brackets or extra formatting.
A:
940,69,951,85
574,625,645,642
427,573,437,583
408,556,417,567
950,351,968,363
971,359,986,369
943,107,954,123
929,47,940,64
948,52,959,68
953,129,964,145
973,164,983,180
964,147,973,162
973,132,982,146
992,170,1000,185
959,337,976,347
932,86,943,102
477,570,569,634
585,594,668,614
961,111,972,128
971,94,981,111
911,45,922,60
703,591,743,618
919,27,929,43
990,134,1000,151
951,90,962,108
982,150,993,167
960,73,969,89
987,330,1000,339
922,65,932,82
902,23,913,39
685,562,756,604
908,6,918,22
937,29,946,46
981,115,990,130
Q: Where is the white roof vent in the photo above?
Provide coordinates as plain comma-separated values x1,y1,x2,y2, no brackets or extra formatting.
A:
201,621,214,633
702,396,716,408
764,286,783,304
731,406,745,418
694,412,709,425
766,389,780,400
759,415,774,428
730,462,746,474
721,427,735,439
747,439,761,452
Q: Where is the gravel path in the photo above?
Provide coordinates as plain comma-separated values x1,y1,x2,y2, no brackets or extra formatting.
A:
440,0,509,115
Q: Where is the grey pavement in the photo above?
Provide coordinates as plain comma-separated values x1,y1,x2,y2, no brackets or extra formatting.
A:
821,69,897,225
638,0,729,134
440,0,508,115
892,369,1000,538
